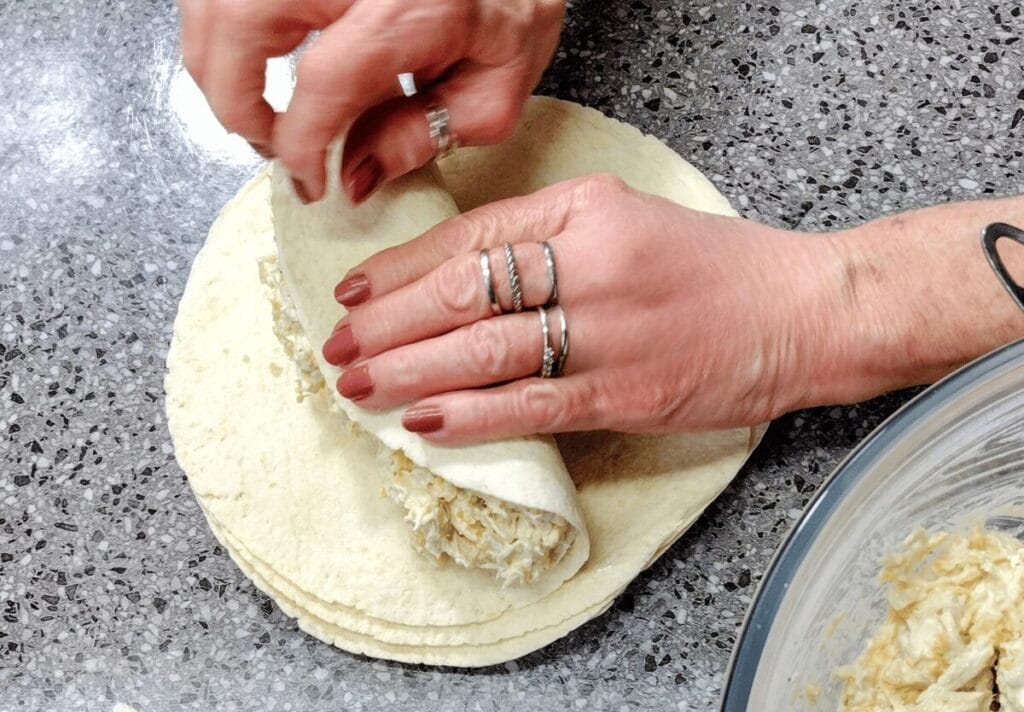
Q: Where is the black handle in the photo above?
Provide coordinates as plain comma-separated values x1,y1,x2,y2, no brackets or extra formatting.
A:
982,222,1024,313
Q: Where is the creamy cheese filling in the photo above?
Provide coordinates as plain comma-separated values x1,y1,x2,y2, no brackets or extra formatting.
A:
258,256,574,586
836,528,1024,712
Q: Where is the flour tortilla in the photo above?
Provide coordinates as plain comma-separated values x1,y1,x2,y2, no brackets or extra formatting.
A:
166,96,762,664
439,96,736,214
270,155,590,595
200,500,615,666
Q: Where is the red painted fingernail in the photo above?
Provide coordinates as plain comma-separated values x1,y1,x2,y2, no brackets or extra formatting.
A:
322,325,359,366
337,366,373,401
291,177,311,205
345,156,383,204
402,405,444,434
334,272,370,307
248,141,275,160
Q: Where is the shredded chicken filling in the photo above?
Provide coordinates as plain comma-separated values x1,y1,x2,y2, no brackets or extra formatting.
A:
836,528,1024,712
385,450,573,587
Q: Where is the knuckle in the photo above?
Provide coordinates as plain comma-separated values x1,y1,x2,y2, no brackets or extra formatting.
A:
431,257,482,316
440,215,480,254
365,358,402,404
517,381,565,430
451,209,503,252
567,379,601,424
568,173,631,213
274,140,322,180
212,0,254,23
645,382,686,425
472,95,522,145
586,173,628,197
294,47,337,91
465,319,511,379
211,102,255,136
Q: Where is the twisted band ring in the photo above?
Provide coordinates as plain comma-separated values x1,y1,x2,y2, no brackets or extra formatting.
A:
503,242,524,313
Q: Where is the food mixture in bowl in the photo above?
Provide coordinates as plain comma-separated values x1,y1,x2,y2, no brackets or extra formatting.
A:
836,528,1024,711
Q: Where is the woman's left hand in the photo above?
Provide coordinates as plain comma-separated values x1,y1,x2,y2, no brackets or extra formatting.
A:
322,174,844,444
179,0,565,203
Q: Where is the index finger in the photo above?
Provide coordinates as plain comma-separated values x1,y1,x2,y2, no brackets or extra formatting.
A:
334,178,585,307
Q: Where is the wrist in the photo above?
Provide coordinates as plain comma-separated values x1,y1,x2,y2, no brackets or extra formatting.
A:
787,223,935,412
768,197,1024,418
725,223,858,422
761,226,904,416
757,230,857,416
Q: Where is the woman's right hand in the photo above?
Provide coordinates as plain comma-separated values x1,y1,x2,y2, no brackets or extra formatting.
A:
322,174,847,444
179,0,566,203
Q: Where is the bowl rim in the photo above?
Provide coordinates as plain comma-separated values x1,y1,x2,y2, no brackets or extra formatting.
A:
719,337,1024,710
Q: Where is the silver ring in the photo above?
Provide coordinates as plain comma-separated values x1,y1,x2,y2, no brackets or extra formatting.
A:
553,307,570,377
479,250,501,316
538,307,556,378
542,241,559,305
426,105,455,160
397,72,417,97
503,242,524,312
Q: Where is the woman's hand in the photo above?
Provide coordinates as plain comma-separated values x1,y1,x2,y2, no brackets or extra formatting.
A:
321,174,846,444
179,0,565,203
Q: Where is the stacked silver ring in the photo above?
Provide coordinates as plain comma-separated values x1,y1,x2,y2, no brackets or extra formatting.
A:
542,241,559,304
537,306,570,378
539,308,556,378
537,241,567,378
477,241,570,378
479,250,501,316
503,242,524,312
553,305,570,377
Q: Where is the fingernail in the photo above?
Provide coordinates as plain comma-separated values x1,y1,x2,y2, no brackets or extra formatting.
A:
322,325,359,366
291,177,311,205
345,156,383,204
334,272,370,307
402,405,444,434
248,141,275,160
337,366,373,401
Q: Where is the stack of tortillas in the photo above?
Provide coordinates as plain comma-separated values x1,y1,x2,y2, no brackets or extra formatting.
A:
165,97,764,666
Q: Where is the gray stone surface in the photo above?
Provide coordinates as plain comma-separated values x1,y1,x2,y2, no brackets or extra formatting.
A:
1,0,1021,710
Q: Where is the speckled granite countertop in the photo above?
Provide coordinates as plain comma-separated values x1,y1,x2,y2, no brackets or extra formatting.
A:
2,1,1021,710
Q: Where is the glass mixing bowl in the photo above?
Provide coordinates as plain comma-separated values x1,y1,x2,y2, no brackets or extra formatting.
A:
721,337,1024,710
